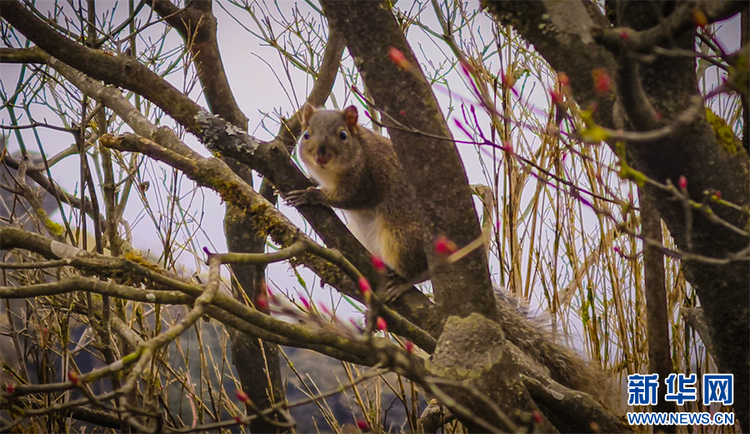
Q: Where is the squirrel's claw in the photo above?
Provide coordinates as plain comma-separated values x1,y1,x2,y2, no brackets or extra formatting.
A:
285,186,323,206
284,189,307,206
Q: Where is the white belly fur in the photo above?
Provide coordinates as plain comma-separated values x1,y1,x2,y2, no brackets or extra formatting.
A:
345,209,399,270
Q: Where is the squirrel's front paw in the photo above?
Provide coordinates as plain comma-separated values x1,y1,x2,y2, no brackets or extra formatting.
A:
285,186,325,206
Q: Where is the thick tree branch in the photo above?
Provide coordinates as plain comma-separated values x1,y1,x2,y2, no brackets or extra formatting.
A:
425,314,556,433
20,48,437,342
147,2,280,428
482,1,619,129
0,276,378,373
97,134,435,350
321,0,498,322
523,376,630,434
0,4,439,336
151,0,247,129
0,2,205,132
0,47,47,63
486,2,750,429
594,1,747,54
0,230,430,371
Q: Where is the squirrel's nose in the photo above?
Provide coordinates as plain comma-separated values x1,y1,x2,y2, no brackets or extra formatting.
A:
315,146,329,166
315,155,329,166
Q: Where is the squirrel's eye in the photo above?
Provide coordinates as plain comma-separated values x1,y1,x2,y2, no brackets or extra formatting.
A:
339,130,348,140
303,130,310,140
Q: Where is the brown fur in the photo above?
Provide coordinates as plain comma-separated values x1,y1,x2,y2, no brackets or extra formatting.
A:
494,291,612,403
288,105,611,402
288,104,427,278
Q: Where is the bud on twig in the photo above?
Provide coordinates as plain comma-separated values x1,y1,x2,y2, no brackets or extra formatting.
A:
405,340,414,354
434,235,457,256
678,175,688,190
370,255,386,274
236,389,250,404
376,317,387,332
388,47,409,70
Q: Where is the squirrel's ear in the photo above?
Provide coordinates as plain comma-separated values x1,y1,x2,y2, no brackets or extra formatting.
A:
301,103,316,128
343,105,358,128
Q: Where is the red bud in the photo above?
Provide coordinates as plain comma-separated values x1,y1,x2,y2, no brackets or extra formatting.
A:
358,276,371,294
550,89,563,105
356,419,370,431
376,317,387,332
236,389,250,403
500,72,508,88
434,235,458,256
405,340,414,354
678,176,687,190
68,371,79,385
388,47,409,70
592,69,611,94
533,410,543,424
371,255,386,274
255,292,269,312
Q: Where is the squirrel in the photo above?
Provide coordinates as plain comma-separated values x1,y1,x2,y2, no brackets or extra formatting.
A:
286,104,610,402
286,104,427,280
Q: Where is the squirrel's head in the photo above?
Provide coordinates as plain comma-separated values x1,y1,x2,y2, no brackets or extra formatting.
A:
298,104,363,185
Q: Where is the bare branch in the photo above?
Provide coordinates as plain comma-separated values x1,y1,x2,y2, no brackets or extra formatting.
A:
321,0,498,322
593,1,747,54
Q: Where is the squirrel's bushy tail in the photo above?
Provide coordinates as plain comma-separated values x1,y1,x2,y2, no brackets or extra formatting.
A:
494,289,612,403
